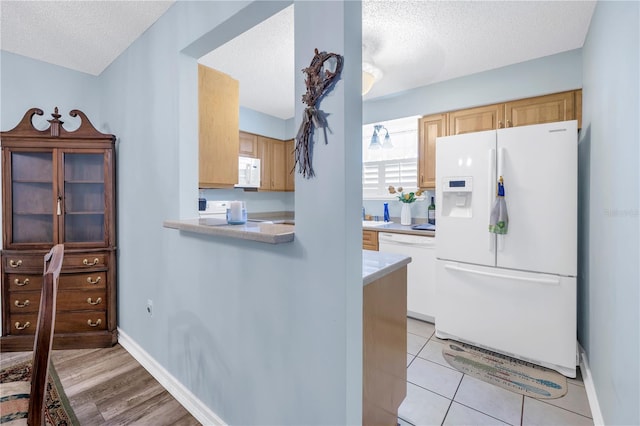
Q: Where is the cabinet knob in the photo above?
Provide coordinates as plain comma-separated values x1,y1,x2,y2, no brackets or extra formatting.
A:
14,300,30,308
87,319,102,327
498,121,504,128
14,278,30,287
507,120,512,127
87,297,102,305
15,321,31,330
9,259,22,268
83,258,99,266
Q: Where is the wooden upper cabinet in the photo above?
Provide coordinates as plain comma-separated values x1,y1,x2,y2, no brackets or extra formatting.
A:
198,64,239,188
258,136,286,191
418,114,447,189
285,139,295,192
448,103,505,135
504,91,575,128
239,131,258,158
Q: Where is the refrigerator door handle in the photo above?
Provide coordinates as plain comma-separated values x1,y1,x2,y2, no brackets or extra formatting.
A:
489,148,496,252
443,263,561,285
497,147,506,252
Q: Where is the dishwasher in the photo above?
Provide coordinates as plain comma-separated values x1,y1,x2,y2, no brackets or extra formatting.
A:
378,232,436,322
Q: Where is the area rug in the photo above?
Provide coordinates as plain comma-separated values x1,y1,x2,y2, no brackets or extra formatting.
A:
442,341,568,399
0,359,79,425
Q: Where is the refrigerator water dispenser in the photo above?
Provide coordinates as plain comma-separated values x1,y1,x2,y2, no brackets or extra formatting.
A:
441,176,473,218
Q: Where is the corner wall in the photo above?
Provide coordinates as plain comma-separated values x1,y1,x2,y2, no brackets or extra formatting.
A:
580,2,640,424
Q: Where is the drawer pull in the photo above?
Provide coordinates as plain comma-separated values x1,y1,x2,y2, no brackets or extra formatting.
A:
14,278,30,287
15,321,31,330
87,319,102,327
83,258,100,266
14,300,30,308
87,297,102,305
9,259,22,268
87,276,102,285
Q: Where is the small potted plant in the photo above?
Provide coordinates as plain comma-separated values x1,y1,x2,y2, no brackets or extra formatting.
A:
388,186,423,225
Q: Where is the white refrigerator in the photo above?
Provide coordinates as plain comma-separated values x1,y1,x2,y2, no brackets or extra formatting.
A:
434,120,578,377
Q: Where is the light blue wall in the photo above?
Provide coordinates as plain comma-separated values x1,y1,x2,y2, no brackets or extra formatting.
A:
579,2,639,425
239,106,288,139
97,1,362,424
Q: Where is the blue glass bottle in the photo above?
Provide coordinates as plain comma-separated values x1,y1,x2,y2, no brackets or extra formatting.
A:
383,203,390,222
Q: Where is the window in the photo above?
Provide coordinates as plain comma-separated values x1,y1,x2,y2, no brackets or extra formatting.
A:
362,116,420,198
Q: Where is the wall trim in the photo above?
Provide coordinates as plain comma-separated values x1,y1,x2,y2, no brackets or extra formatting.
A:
118,328,226,426
578,343,605,425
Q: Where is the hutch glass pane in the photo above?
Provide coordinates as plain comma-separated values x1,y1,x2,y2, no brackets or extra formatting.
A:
11,152,54,243
63,153,105,243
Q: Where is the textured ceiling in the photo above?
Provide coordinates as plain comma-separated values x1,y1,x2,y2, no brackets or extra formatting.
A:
0,0,174,76
1,1,596,120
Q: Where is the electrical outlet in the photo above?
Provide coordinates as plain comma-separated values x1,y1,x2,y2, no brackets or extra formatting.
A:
146,299,153,317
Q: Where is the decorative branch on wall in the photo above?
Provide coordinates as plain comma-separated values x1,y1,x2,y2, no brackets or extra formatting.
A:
294,48,344,178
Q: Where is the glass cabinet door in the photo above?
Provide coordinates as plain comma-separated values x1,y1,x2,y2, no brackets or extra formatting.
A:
63,152,106,244
10,151,54,244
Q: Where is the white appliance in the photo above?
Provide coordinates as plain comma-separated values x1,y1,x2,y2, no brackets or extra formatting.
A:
379,232,437,322
199,200,230,218
435,120,578,377
235,156,260,188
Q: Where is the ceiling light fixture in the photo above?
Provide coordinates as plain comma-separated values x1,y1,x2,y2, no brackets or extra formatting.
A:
369,124,392,150
362,45,383,96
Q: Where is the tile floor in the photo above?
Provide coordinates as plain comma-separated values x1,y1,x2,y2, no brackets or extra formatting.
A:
399,318,594,426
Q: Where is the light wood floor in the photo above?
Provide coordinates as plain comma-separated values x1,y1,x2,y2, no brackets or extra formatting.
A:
1,344,201,425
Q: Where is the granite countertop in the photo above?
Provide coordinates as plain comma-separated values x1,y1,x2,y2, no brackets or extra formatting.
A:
163,218,294,244
362,221,435,237
362,250,411,286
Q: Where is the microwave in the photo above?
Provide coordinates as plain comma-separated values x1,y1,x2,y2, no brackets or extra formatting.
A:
235,156,261,188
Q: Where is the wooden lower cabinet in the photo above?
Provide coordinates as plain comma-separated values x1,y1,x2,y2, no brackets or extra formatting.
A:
2,249,117,351
362,230,379,251
363,266,407,425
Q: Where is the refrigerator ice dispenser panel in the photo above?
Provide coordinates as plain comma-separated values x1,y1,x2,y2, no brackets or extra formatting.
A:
441,176,473,218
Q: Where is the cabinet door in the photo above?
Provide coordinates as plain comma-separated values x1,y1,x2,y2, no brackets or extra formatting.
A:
418,114,447,189
3,150,55,247
61,151,112,247
271,140,286,191
239,131,258,158
258,136,272,191
448,103,505,135
198,64,239,188
258,136,286,191
285,139,295,191
504,91,575,128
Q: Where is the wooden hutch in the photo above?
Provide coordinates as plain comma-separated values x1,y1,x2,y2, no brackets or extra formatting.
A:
1,107,117,351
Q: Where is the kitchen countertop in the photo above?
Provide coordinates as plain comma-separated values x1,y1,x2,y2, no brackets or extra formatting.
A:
362,250,411,286
362,221,435,237
163,218,294,244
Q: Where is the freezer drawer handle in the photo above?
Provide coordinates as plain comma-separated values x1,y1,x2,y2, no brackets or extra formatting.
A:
444,264,560,285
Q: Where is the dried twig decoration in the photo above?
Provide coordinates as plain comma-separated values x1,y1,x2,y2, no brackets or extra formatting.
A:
295,48,344,178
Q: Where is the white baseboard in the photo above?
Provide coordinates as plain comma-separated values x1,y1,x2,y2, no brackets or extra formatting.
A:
118,328,226,426
578,343,605,426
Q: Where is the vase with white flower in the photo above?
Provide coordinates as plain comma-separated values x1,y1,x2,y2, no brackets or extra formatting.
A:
388,185,424,225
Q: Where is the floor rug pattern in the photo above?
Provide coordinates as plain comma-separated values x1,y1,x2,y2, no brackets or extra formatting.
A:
0,359,79,425
442,341,568,399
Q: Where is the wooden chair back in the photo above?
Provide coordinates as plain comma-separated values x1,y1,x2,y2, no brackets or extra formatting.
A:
28,244,64,426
